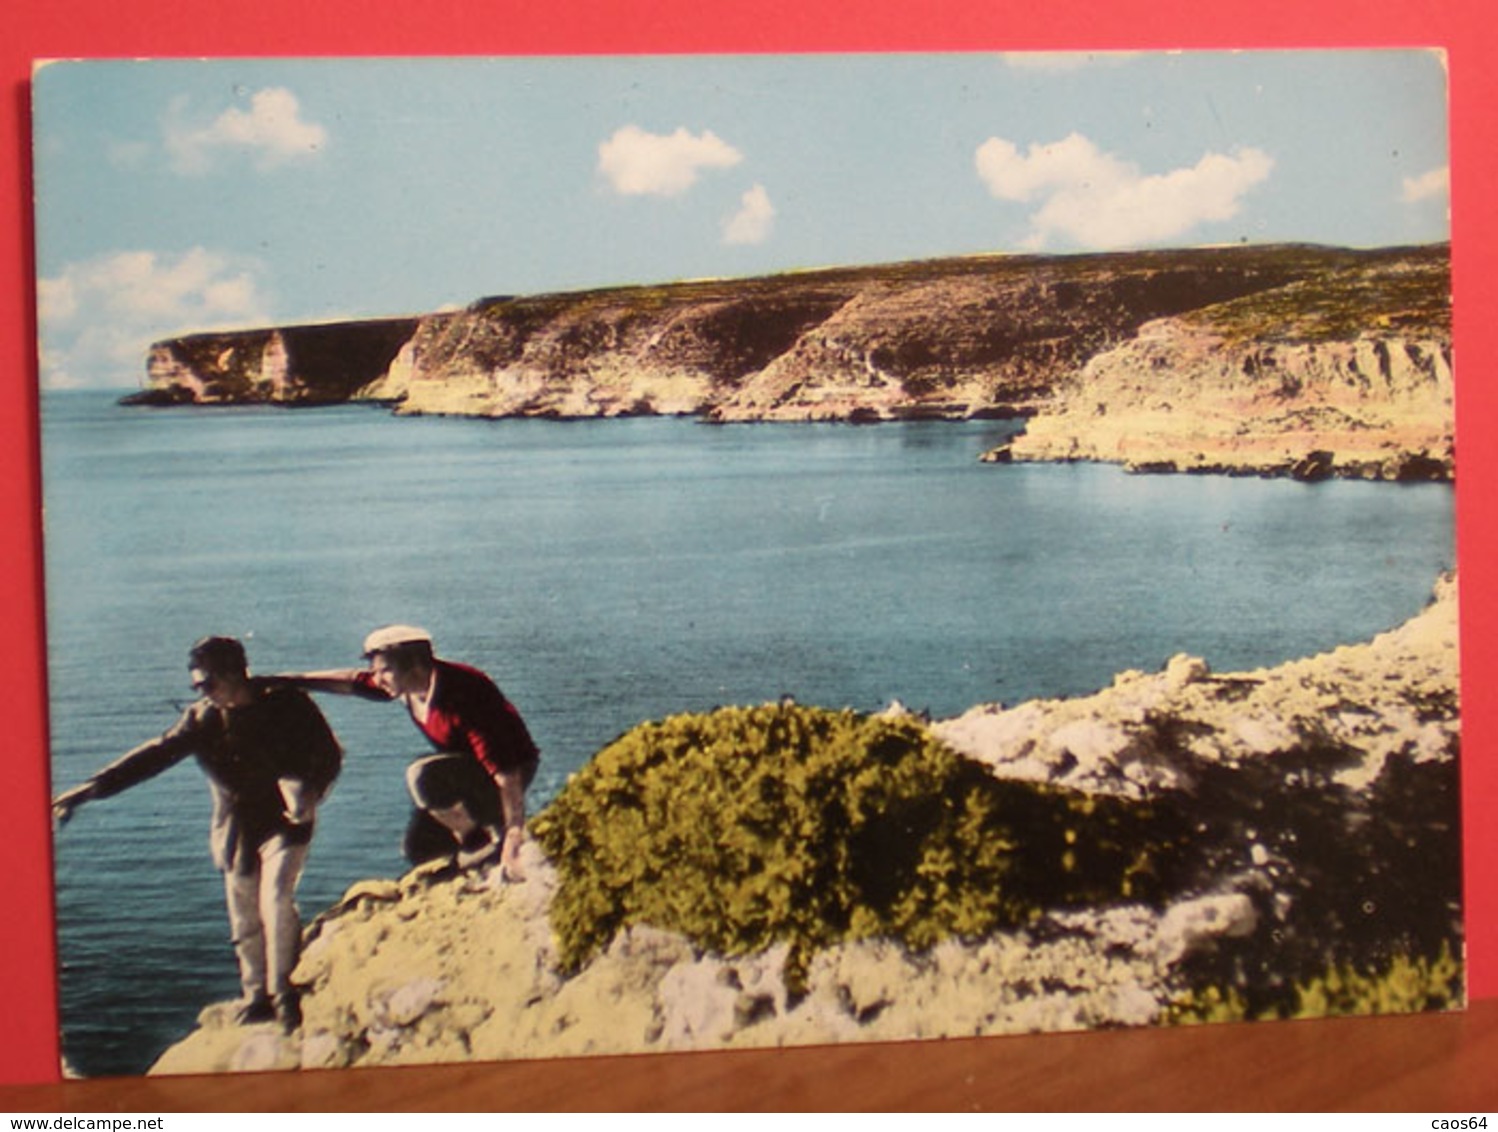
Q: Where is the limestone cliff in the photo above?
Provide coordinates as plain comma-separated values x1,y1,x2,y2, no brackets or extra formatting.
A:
148,575,1461,1075
131,244,1451,478
1001,248,1453,480
337,248,1336,421
127,319,419,406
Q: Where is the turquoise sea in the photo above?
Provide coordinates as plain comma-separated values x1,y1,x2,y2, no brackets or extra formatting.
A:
40,391,1456,1076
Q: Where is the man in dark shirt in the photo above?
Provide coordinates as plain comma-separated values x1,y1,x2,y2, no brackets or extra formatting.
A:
281,625,539,878
52,637,342,1033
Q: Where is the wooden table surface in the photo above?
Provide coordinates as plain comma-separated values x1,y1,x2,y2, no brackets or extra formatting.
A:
3,998,1497,1111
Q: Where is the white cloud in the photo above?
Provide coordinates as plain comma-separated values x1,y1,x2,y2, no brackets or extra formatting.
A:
165,87,327,175
37,248,273,388
723,184,775,245
1000,51,1143,72
597,125,743,196
1402,165,1450,204
975,132,1274,250
976,134,1123,202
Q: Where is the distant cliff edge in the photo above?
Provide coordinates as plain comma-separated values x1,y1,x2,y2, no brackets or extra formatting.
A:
129,243,1453,481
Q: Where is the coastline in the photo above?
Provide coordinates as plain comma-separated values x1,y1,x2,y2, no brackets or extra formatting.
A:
125,243,1452,482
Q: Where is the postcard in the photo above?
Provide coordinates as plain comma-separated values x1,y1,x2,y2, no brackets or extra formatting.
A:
33,51,1459,1077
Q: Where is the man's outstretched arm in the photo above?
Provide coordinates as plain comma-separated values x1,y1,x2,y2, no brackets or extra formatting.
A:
51,780,98,828
273,669,380,697
52,722,195,828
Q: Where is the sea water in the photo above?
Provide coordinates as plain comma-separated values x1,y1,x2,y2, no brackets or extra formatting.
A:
39,391,1456,1076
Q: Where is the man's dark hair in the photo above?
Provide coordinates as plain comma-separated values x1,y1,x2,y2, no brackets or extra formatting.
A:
189,636,248,676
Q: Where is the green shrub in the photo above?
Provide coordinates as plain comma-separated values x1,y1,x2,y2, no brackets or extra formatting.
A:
1165,983,1252,1026
1291,944,1463,1018
1169,944,1464,1025
532,702,1188,987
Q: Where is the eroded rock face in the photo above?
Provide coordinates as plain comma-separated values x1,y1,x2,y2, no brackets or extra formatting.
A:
1007,319,1453,480
1005,246,1453,479
130,244,1451,480
129,319,419,406
147,576,1462,1076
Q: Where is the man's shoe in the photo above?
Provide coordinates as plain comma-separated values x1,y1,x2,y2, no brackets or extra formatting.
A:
455,826,502,870
273,991,302,1034
235,995,276,1026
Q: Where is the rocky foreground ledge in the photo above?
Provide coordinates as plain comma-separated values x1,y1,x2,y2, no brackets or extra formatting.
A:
149,575,1462,1075
131,243,1451,481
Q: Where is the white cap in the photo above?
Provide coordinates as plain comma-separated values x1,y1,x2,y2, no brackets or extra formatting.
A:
362,624,433,656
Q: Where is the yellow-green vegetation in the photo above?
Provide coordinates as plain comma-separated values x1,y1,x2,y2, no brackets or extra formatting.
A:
1165,983,1253,1026
1292,945,1463,1017
532,702,1190,989
1183,246,1450,345
1169,944,1463,1025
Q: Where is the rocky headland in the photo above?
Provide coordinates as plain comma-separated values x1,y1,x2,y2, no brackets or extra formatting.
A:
130,242,1452,481
997,250,1452,480
148,574,1461,1076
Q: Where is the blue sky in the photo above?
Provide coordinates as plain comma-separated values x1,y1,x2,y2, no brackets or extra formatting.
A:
32,51,1450,388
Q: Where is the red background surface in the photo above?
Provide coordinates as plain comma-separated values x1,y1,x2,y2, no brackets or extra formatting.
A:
1,0,1492,1087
